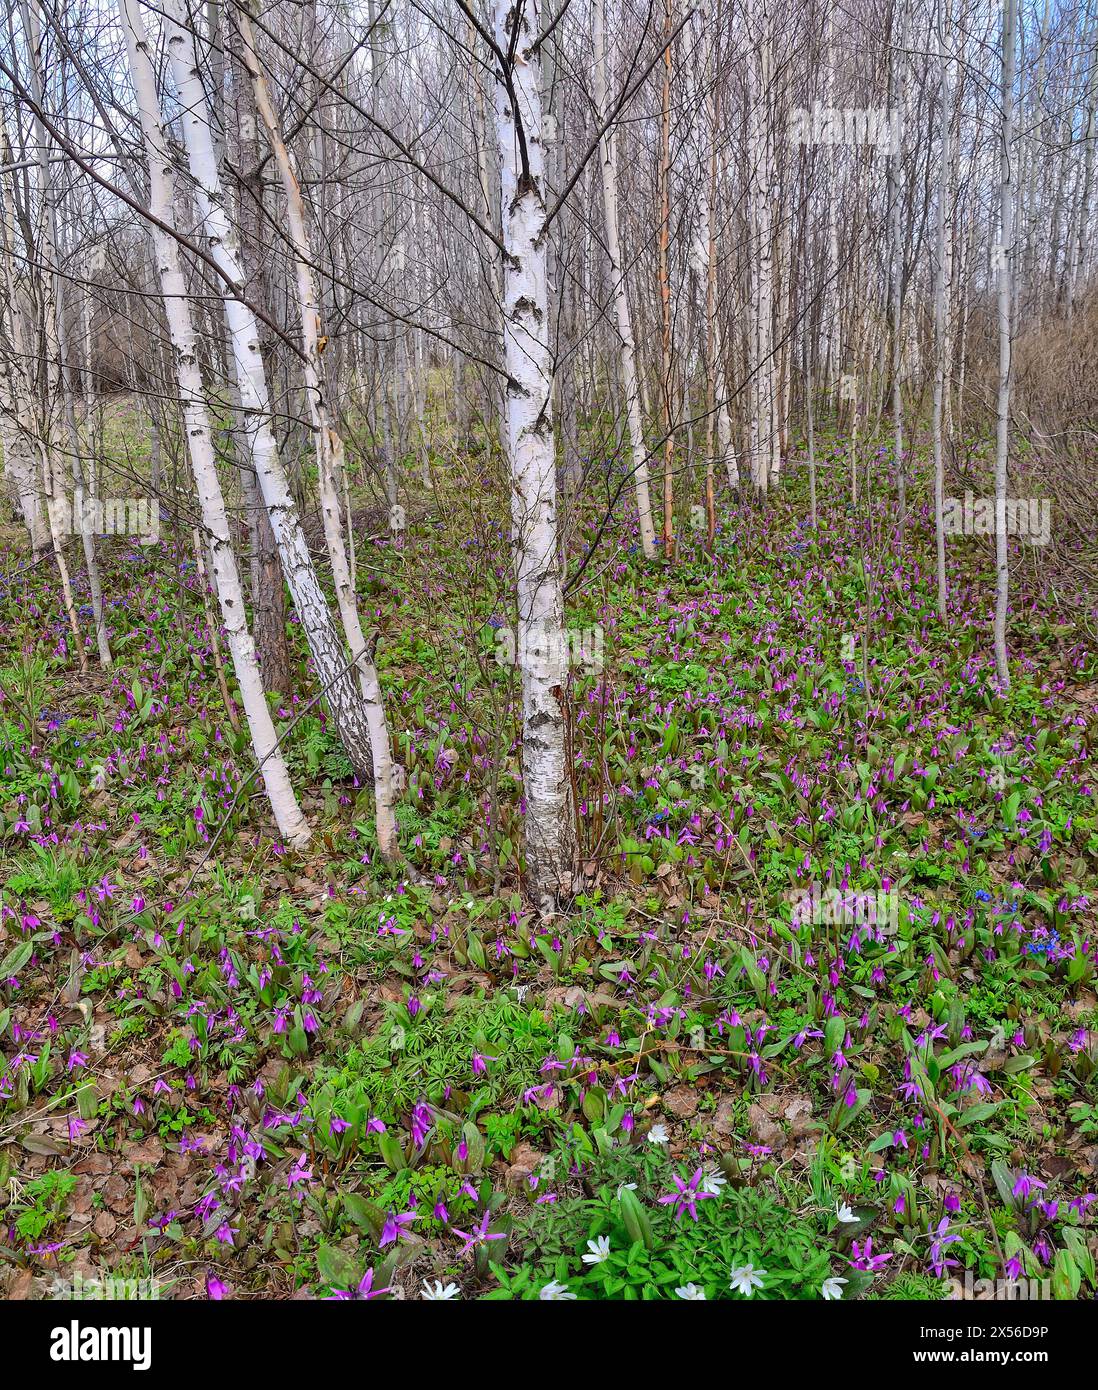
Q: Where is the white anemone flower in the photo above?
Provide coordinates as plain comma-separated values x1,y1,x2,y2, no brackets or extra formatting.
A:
582,1236,611,1265
421,1280,460,1300
729,1263,766,1297
540,1280,577,1301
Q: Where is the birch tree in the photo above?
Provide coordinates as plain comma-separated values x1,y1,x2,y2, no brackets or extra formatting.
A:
592,0,658,560
932,0,955,621
995,0,1016,688
160,0,400,850
116,0,310,847
489,0,576,910
234,3,399,857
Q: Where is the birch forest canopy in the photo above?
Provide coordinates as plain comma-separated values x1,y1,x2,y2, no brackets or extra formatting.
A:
0,0,1096,1323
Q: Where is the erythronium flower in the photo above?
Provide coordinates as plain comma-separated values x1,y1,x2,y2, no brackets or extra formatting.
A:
675,1283,707,1300
647,1123,669,1145
929,1218,962,1278
539,1280,577,1301
658,1168,715,1222
582,1236,611,1265
206,1274,227,1300
835,1201,859,1223
451,1209,506,1257
729,1263,766,1297
421,1280,460,1300
411,1102,432,1147
1012,1172,1046,1201
380,1206,417,1246
850,1237,891,1273
287,1153,312,1190
331,1268,389,1300
821,1276,848,1301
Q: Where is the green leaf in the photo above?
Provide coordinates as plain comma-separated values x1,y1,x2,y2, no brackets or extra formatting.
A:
1052,1249,1080,1300
461,1122,486,1172
619,1189,654,1251
343,1193,384,1237
0,940,34,980
316,1243,360,1292
378,1131,406,1172
990,1160,1017,1209
957,1101,1003,1127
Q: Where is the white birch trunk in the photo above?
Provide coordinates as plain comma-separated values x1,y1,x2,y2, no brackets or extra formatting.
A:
21,0,111,669
118,0,310,848
0,114,48,556
592,0,657,560
932,0,954,621
161,0,383,788
491,0,576,910
235,10,399,858
890,0,909,521
995,0,1016,688
746,22,776,492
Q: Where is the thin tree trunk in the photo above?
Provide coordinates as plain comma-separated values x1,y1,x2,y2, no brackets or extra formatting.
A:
995,0,1016,688
225,16,292,694
235,7,399,858
890,0,909,521
658,0,675,558
932,0,954,621
491,0,577,910
118,0,310,846
592,0,657,560
162,0,382,781
21,0,106,669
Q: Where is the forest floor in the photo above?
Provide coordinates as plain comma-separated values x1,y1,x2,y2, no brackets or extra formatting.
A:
0,435,1096,1302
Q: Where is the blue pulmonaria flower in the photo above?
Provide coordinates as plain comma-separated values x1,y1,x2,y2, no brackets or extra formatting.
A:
974,889,991,902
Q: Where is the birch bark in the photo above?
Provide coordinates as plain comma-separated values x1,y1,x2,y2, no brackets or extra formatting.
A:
21,0,109,668
491,0,577,910
995,0,1016,688
117,0,310,847
0,115,48,556
234,6,399,859
592,0,657,559
161,0,383,784
932,0,954,621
